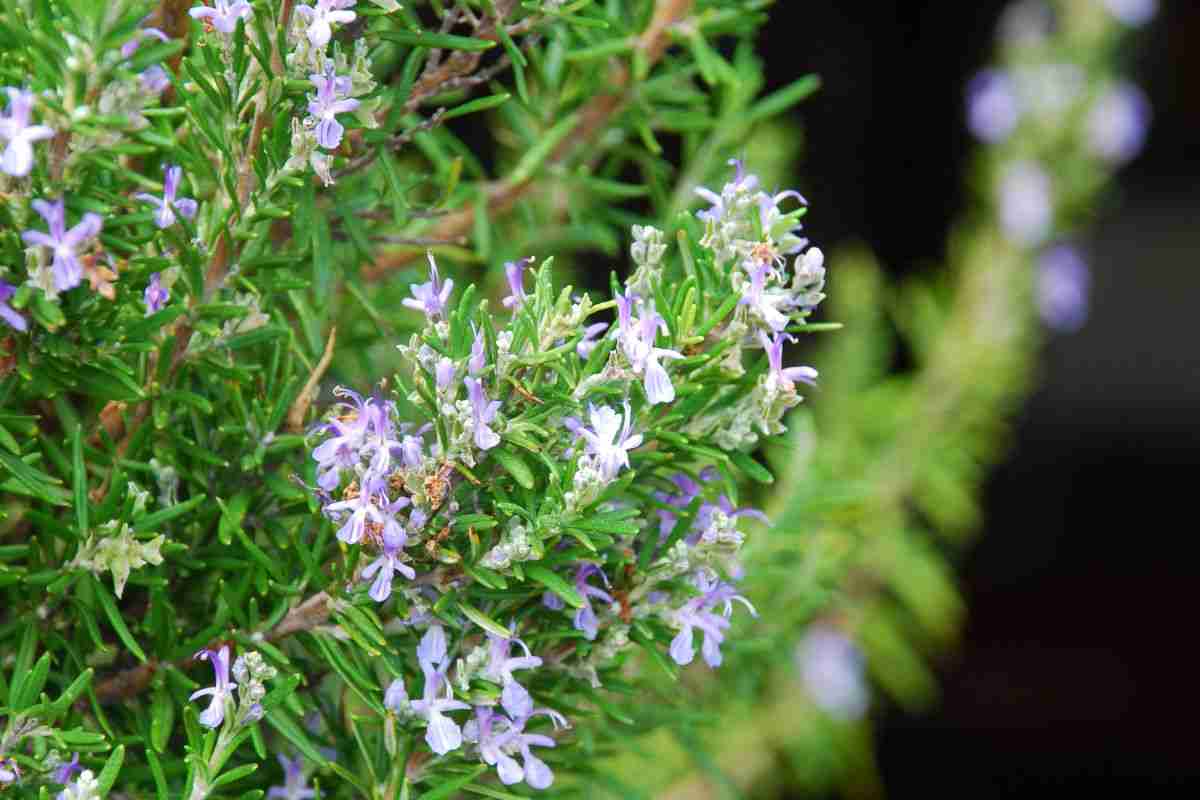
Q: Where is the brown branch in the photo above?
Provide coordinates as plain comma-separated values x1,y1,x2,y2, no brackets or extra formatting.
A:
287,326,337,433
362,0,695,282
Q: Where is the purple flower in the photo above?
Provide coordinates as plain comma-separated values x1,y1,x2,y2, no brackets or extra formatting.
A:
190,646,236,728
966,69,1020,143
189,0,253,34
435,357,457,393
1087,82,1150,165
740,261,791,332
0,757,19,785
0,281,27,332
542,592,564,610
121,27,169,59
361,516,415,602
143,272,169,316
384,677,409,712
52,753,80,785
469,324,487,374
311,387,371,491
998,161,1053,246
307,70,359,149
1037,244,1090,332
465,376,501,450
573,402,643,481
615,290,683,404
325,480,407,545
483,632,543,720
463,706,564,789
21,198,103,292
411,626,471,755
572,564,613,641
0,87,54,177
654,472,705,540
759,331,818,393
796,627,869,720
402,253,454,320
1101,0,1157,26
140,65,171,93
502,257,533,309
695,158,759,224
294,0,357,48
669,572,756,668
576,321,608,360
136,165,197,229
268,754,316,800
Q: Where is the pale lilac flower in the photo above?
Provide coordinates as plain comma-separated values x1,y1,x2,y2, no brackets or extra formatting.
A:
1087,82,1150,165
140,66,171,93
189,0,252,34
1037,244,1090,332
307,70,359,149
52,753,80,785
436,357,457,392
143,272,169,316
121,27,169,59
402,253,454,320
361,516,415,602
654,472,705,540
615,291,683,404
1101,0,1157,26
469,324,487,374
483,632,543,719
998,161,1053,246
542,592,564,610
0,88,54,177
759,331,818,393
463,706,561,789
796,627,869,720
502,257,532,310
411,626,471,755
294,0,357,48
0,757,19,785
21,199,103,292
576,321,608,360
401,430,425,469
465,376,501,450
323,482,388,544
0,281,26,332
966,69,1021,143
267,754,315,800
136,165,197,229
384,677,409,713
740,261,792,332
573,402,642,481
695,158,759,223
311,387,372,491
572,564,613,641
669,572,756,668
190,646,237,728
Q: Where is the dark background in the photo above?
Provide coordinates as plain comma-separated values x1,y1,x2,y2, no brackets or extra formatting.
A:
761,1,1198,795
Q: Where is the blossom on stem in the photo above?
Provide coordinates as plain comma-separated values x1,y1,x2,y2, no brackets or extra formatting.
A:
294,0,357,49
1087,81,1150,165
361,516,415,602
0,758,18,785
464,706,561,790
188,0,253,34
52,753,81,785
1037,244,1090,332
135,165,197,229
1101,0,1157,26
143,272,169,316
0,87,54,177
21,199,103,293
998,160,1053,246
0,281,26,331
483,632,543,719
190,646,237,728
324,480,399,545
465,376,501,450
740,261,791,332
572,564,613,641
469,324,487,374
695,158,759,224
669,572,756,668
615,290,683,404
403,253,454,320
759,331,818,394
411,626,471,755
966,69,1020,143
576,321,608,360
572,402,642,482
795,627,869,720
267,754,316,800
502,257,533,309
308,69,360,149
311,387,372,491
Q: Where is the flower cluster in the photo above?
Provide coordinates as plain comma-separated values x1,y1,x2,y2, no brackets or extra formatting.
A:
301,159,826,788
189,647,277,730
966,0,1154,330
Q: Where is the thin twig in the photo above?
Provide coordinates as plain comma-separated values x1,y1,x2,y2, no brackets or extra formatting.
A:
287,326,338,433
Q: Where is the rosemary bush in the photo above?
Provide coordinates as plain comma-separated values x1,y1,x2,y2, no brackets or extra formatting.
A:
0,0,1148,797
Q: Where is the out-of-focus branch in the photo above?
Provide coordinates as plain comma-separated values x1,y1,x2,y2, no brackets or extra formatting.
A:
362,0,696,282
